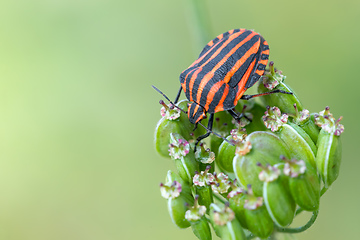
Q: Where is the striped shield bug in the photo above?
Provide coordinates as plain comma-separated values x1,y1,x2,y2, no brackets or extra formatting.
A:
154,29,291,149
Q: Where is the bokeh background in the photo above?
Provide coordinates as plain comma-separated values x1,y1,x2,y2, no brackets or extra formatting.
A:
0,0,358,239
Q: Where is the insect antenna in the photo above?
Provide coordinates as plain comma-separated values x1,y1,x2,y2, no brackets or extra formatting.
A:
152,85,187,114
152,85,235,146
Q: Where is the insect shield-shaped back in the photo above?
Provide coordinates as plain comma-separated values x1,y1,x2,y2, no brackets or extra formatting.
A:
187,102,207,124
179,29,269,118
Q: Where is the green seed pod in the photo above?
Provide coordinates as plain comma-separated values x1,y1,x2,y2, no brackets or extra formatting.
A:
243,186,274,238
154,100,205,157
316,130,342,187
289,104,320,144
227,181,247,229
185,195,212,240
169,133,199,184
297,117,319,144
195,185,213,211
233,131,290,196
160,172,194,229
193,166,215,210
177,100,207,138
258,62,303,115
314,107,344,187
166,170,192,197
217,136,236,173
260,163,296,227
190,217,212,240
155,118,183,158
210,111,235,155
217,127,247,173
228,195,248,229
282,122,317,166
167,194,193,228
283,157,320,211
263,106,317,168
209,203,246,240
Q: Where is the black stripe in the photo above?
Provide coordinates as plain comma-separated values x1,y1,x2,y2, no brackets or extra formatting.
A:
192,32,257,104
188,103,195,118
245,37,270,89
222,87,237,111
244,52,262,89
191,70,207,102
227,52,256,89
207,83,227,112
261,54,269,60
257,64,266,71
198,29,240,58
180,65,196,85
195,30,250,69
185,67,198,101
212,34,260,87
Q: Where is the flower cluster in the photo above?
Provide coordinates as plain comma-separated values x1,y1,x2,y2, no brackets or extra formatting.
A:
155,62,344,239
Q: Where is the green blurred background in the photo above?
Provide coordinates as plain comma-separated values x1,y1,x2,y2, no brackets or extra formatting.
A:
0,0,358,239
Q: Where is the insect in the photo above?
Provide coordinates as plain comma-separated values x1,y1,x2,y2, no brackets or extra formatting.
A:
154,29,291,148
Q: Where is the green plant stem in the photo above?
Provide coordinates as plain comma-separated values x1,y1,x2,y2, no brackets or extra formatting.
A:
213,193,226,204
187,0,212,53
247,232,278,240
320,186,329,196
295,207,303,216
275,210,319,233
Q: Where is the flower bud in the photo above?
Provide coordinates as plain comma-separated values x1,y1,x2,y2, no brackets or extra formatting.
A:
185,195,212,240
209,203,246,240
315,107,344,187
195,142,215,172
169,133,199,183
233,131,290,196
160,171,194,229
263,106,317,168
243,186,274,238
258,62,303,115
283,157,320,211
260,163,296,227
211,172,231,195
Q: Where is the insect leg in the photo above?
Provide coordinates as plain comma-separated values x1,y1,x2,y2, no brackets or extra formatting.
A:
194,114,214,152
240,90,292,100
174,85,183,104
228,108,252,122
